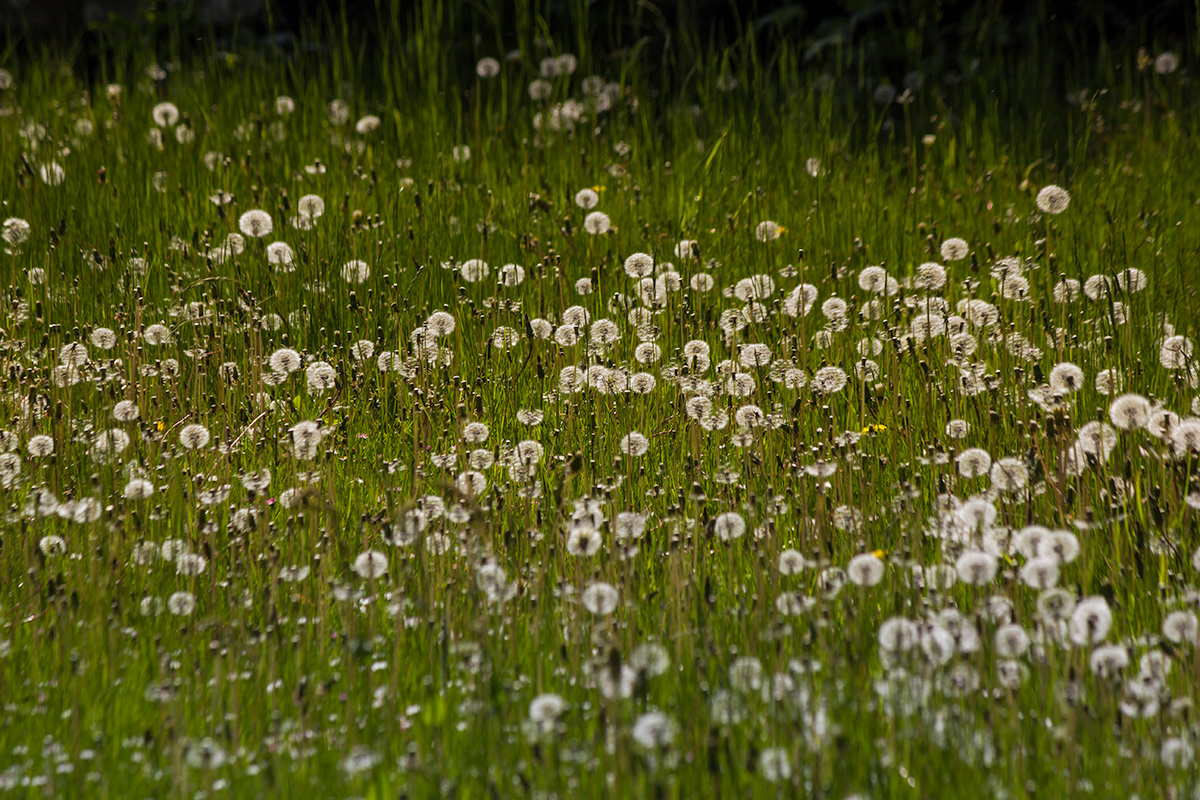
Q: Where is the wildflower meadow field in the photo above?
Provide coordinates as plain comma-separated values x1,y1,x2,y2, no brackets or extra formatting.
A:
1,3,1200,797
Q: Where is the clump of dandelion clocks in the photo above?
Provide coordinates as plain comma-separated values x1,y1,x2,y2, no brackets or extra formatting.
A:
1077,421,1118,459
614,512,647,542
675,239,699,259
352,550,389,580
463,422,489,444
940,237,969,261
1115,267,1147,293
566,523,601,557
1170,419,1200,457
238,209,273,238
142,323,171,345
39,535,66,556
179,424,211,450
1036,184,1070,214
1053,278,1082,302
59,342,88,367
755,220,784,241
527,693,567,737
1082,274,1112,301
1037,587,1075,621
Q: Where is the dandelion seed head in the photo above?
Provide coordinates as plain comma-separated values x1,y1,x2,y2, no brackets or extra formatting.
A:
1036,184,1070,214
179,424,211,450
238,209,273,238
940,237,969,261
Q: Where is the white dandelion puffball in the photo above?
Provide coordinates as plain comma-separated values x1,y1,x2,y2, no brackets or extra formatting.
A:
624,252,653,278
574,187,599,209
179,424,211,450
267,242,294,267
352,550,389,579
584,211,611,234
341,260,370,284
238,209,273,238
39,162,65,186
581,582,619,615
847,553,885,587
425,311,456,337
619,431,649,457
459,259,489,283
714,511,746,541
2,217,30,247
476,57,501,79
940,237,968,261
755,220,783,242
1036,185,1070,214
152,102,180,127
297,194,325,219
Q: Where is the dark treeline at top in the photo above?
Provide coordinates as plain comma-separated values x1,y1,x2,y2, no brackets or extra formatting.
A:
4,0,1193,84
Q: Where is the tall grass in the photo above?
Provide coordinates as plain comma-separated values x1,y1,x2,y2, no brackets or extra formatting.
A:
0,3,1197,798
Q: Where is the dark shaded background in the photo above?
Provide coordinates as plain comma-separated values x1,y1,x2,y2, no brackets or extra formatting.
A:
2,0,1193,80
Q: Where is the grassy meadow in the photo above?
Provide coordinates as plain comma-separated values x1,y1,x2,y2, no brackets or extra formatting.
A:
1,5,1200,797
